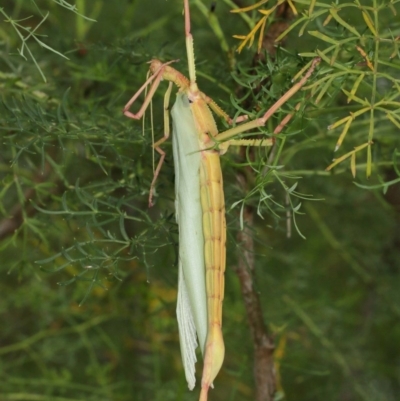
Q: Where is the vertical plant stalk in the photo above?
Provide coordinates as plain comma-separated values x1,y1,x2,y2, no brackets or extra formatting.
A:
231,3,294,399
234,168,276,401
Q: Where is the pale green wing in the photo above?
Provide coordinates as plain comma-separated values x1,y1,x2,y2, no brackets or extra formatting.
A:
176,263,198,389
172,93,207,390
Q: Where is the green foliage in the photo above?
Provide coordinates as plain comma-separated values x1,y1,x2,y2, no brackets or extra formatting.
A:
232,0,400,178
1,0,400,400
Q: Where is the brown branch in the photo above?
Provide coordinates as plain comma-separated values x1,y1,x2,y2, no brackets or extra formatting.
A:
231,3,300,399
230,4,294,399
234,170,276,401
0,163,54,241
0,187,36,240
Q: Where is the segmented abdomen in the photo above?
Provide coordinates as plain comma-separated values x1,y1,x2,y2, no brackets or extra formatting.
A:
199,149,226,387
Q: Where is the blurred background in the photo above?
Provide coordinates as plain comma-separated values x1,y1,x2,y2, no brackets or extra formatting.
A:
1,1,400,400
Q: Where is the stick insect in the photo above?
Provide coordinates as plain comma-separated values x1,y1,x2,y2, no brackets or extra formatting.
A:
123,1,319,399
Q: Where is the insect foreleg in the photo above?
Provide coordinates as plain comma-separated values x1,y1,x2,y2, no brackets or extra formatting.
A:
123,60,177,120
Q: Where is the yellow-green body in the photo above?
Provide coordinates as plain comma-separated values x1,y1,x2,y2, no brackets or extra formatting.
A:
172,81,228,397
123,2,319,399
191,89,227,396
199,150,226,398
